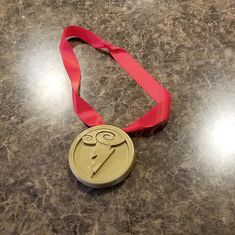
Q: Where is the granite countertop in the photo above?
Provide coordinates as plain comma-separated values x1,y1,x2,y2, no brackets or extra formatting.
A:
1,0,235,234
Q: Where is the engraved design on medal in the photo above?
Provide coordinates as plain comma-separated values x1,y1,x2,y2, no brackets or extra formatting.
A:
82,130,125,178
69,125,135,188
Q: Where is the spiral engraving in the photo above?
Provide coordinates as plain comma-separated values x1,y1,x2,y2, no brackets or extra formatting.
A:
96,131,124,146
82,130,126,146
82,134,97,145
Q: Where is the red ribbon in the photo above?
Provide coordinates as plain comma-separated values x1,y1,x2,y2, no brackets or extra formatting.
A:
60,26,171,133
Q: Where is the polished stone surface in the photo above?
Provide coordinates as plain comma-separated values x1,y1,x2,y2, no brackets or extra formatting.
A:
1,0,235,234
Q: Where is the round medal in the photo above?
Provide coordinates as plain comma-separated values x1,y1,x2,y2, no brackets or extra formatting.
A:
60,26,171,188
69,125,135,188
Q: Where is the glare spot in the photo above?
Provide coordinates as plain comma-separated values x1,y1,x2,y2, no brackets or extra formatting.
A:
210,114,235,155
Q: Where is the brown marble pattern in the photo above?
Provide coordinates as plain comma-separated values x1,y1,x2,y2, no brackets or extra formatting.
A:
1,0,235,234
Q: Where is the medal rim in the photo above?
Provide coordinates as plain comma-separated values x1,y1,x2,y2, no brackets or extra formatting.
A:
69,125,135,188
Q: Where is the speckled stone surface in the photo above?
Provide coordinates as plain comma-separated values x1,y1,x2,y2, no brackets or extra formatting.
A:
1,0,235,234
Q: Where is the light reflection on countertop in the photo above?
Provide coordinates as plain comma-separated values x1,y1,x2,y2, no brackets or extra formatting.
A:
209,113,235,155
21,46,71,114
198,103,235,170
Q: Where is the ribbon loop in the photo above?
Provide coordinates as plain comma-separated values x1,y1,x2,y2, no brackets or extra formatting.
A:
60,26,171,133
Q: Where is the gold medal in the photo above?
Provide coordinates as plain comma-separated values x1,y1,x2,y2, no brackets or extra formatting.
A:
69,125,135,188
61,26,171,188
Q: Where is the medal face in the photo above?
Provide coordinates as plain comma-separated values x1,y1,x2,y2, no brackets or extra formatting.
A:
69,125,135,188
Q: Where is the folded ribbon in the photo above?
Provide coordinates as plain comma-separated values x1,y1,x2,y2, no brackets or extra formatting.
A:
60,26,171,133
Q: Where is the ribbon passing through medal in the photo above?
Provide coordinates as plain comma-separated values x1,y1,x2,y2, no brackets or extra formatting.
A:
60,26,171,133
60,26,171,188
